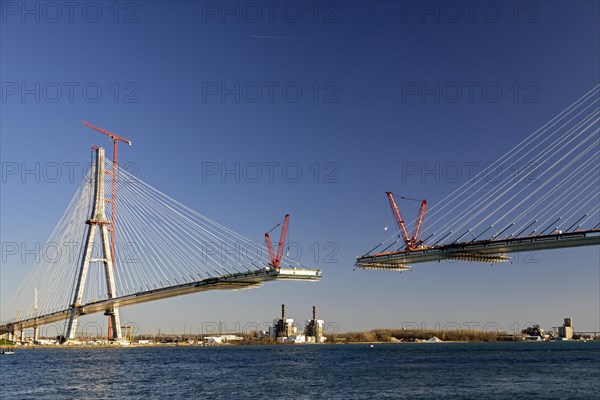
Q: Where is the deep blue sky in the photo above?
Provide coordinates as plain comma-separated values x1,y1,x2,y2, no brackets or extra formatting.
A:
1,1,599,334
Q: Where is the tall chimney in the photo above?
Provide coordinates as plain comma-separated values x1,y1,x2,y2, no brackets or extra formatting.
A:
312,305,316,320
281,304,285,320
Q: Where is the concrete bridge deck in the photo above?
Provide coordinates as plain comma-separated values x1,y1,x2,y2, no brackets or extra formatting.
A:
356,229,600,271
0,267,321,334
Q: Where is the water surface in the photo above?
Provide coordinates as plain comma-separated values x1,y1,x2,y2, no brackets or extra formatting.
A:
1,342,599,399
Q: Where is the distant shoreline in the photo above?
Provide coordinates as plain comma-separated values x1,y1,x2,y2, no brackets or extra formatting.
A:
4,327,597,348
6,340,597,350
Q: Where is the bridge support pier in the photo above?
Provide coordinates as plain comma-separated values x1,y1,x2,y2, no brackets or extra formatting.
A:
105,309,122,340
33,326,39,342
19,327,25,343
66,309,79,340
8,326,15,342
64,147,122,343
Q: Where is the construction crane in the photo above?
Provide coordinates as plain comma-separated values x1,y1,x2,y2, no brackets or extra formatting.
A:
82,121,132,339
386,192,427,250
265,214,290,269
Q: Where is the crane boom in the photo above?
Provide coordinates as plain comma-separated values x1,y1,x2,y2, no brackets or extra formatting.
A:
386,192,412,248
411,200,427,246
265,233,275,267
275,214,290,266
83,121,132,145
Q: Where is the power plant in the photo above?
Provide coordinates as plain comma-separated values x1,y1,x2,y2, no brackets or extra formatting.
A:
304,306,324,340
271,304,295,339
269,305,326,343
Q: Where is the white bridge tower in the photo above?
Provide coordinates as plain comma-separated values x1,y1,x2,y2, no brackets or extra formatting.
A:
64,147,121,342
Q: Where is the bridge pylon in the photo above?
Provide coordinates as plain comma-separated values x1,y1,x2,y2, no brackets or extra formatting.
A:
64,147,121,342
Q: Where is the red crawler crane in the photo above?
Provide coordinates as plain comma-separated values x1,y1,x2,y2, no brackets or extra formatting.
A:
83,121,132,339
386,192,427,250
265,214,290,269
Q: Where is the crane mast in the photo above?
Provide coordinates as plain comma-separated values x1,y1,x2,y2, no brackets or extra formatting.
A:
265,214,290,269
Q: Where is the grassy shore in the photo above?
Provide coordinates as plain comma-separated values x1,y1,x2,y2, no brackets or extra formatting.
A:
326,328,507,343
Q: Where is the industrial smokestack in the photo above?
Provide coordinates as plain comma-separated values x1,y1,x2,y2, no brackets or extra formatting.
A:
312,306,316,320
281,304,285,320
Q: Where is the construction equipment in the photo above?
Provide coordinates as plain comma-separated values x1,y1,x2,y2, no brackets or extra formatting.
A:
386,192,427,250
265,214,290,269
82,121,132,340
121,325,134,342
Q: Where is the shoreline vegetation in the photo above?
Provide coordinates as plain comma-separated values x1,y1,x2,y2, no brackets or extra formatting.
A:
329,329,506,343
4,328,596,348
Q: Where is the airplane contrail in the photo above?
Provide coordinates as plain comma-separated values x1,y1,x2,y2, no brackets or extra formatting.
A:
250,35,297,40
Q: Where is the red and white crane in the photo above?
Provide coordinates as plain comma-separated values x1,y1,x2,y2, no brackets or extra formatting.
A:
265,214,290,269
83,121,132,261
386,192,427,250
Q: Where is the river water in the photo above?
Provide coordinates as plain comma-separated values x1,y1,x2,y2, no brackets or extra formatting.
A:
1,342,598,399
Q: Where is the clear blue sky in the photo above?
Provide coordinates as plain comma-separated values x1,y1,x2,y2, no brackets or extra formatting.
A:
1,1,599,334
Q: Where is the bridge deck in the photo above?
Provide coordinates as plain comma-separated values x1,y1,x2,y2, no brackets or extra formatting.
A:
1,267,321,333
355,229,600,271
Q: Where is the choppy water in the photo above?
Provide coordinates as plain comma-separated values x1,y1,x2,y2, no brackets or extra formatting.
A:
1,342,599,399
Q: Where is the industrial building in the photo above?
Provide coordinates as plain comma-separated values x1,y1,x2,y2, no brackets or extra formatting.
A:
269,305,326,344
558,317,574,340
269,304,296,339
304,306,326,343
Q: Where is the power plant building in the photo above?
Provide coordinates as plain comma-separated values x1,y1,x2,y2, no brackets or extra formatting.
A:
305,306,326,343
270,304,296,339
269,305,326,343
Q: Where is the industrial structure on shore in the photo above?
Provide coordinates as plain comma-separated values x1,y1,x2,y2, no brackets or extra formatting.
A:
522,317,580,341
269,305,326,343
557,317,574,340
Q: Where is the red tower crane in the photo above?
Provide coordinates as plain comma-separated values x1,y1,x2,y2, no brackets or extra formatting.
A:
265,214,290,269
83,121,132,339
386,192,427,250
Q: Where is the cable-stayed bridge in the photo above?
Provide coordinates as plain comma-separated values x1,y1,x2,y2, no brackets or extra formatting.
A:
2,86,599,342
1,146,321,342
356,85,600,271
